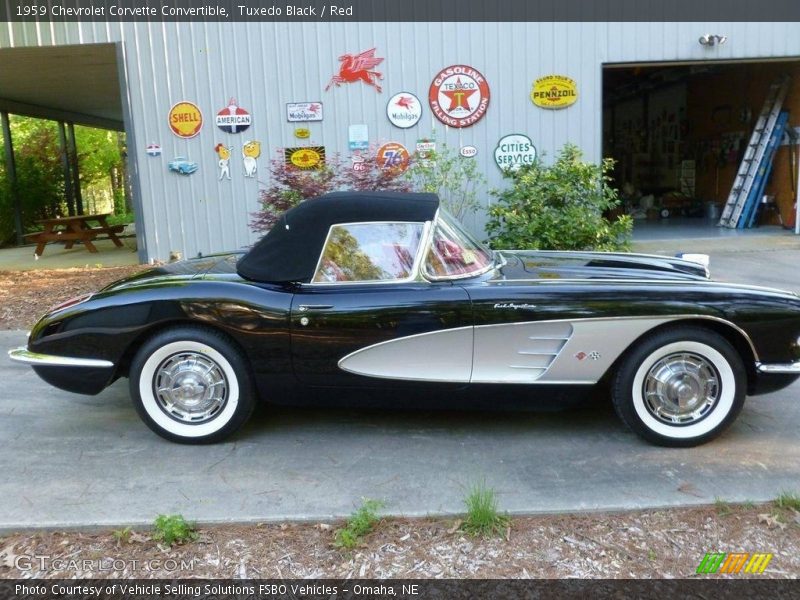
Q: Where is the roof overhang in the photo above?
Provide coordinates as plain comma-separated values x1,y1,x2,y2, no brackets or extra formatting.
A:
0,42,124,131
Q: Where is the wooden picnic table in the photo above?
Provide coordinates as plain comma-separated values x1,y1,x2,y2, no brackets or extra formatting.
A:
25,213,125,257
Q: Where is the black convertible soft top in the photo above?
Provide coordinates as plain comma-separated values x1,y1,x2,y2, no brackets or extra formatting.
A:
236,191,440,283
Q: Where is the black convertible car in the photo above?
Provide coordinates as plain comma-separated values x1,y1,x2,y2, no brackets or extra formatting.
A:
9,192,800,445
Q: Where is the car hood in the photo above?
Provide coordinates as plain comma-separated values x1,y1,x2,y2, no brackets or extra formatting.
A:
100,252,245,292
494,250,710,282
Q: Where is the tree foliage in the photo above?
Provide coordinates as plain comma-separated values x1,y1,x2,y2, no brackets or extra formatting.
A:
250,149,410,234
486,144,632,252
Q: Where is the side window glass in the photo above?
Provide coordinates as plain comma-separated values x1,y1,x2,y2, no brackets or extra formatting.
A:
425,214,493,279
313,222,424,283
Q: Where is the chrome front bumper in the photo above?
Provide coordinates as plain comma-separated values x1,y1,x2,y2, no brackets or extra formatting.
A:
756,361,800,374
8,347,114,368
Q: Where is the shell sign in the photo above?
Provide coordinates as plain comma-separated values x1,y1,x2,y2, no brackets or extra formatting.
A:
168,101,203,138
530,75,578,109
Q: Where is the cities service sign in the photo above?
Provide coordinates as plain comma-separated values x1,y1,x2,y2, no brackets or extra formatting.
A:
429,65,490,128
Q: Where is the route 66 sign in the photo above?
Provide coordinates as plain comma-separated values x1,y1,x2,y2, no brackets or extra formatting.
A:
377,142,410,174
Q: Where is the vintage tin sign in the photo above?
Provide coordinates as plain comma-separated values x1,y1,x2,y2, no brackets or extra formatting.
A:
460,145,477,158
242,140,261,178
348,124,369,151
531,75,578,109
285,146,326,170
294,127,311,139
325,48,384,93
216,98,251,133
429,65,490,128
377,142,410,174
287,102,323,122
214,144,232,181
351,153,368,172
387,92,422,128
494,134,537,172
146,143,162,157
168,101,203,138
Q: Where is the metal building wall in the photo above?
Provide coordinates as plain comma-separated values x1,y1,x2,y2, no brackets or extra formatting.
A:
2,21,799,261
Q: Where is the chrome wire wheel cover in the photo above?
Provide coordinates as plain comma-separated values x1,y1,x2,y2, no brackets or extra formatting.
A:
153,352,228,423
643,352,720,425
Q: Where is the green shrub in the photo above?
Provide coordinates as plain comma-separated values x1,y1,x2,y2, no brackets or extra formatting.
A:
486,143,632,251
152,514,198,547
334,498,384,549
461,481,510,538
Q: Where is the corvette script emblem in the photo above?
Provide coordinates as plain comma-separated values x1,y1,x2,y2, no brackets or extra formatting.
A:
575,351,601,361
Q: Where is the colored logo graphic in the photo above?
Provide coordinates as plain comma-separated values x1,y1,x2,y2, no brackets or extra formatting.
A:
215,98,251,134
285,146,325,170
494,134,537,172
168,101,203,139
429,64,490,128
460,145,477,158
326,47,384,93
287,102,323,122
146,143,162,157
531,75,578,109
294,127,311,139
696,552,773,574
387,92,422,128
377,142,410,174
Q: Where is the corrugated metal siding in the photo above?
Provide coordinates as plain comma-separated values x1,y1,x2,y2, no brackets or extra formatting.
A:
2,21,800,260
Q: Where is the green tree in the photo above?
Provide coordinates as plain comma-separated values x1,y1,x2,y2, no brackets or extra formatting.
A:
486,143,632,251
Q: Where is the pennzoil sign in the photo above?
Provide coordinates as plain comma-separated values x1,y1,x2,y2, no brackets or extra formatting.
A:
531,75,578,109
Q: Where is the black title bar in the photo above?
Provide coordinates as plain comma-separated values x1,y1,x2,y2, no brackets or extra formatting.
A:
2,0,800,22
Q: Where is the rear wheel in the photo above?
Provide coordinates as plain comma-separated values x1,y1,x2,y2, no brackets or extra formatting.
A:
129,327,255,444
612,327,746,447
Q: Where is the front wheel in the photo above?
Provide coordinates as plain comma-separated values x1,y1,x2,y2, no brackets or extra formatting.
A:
129,327,256,444
612,327,746,447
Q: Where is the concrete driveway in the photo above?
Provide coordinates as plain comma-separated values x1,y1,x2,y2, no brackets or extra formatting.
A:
2,248,799,530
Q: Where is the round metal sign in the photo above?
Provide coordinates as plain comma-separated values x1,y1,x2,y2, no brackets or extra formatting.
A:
377,142,410,174
386,92,422,128
168,101,203,139
494,134,537,172
428,65,490,128
215,98,252,133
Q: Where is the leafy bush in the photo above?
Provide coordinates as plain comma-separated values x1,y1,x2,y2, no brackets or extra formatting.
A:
152,514,198,547
486,144,632,251
460,481,509,538
250,149,410,234
405,136,486,222
334,498,385,549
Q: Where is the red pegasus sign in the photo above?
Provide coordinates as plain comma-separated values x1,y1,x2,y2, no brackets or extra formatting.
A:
325,48,384,93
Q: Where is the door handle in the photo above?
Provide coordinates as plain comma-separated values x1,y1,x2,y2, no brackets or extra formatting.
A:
297,304,334,312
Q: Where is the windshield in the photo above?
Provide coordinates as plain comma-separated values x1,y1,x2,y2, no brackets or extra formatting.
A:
424,210,494,279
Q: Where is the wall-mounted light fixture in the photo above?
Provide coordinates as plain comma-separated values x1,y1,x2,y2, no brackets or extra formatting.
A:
699,34,728,47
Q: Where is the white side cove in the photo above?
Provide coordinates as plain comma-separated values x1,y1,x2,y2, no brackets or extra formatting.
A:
338,317,684,385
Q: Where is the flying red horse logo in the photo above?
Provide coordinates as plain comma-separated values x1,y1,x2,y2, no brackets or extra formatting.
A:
325,48,384,93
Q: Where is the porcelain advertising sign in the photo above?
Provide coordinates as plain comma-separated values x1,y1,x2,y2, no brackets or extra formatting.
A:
287,102,323,122
429,64,490,128
531,75,578,109
494,134,537,172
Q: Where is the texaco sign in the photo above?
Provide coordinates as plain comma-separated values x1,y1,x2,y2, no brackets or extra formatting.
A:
428,65,490,128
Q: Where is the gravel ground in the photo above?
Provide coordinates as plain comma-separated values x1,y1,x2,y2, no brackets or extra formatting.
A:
1,503,798,579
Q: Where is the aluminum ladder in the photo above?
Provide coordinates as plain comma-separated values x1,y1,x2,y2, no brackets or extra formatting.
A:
718,75,790,228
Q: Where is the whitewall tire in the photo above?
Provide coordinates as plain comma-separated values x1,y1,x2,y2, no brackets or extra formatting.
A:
130,327,256,444
612,327,746,447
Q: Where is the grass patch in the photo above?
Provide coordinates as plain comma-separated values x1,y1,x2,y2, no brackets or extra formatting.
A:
334,499,385,549
112,526,132,545
152,514,198,547
460,481,510,538
714,497,732,517
775,491,800,511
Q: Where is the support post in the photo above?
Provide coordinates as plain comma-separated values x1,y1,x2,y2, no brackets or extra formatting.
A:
66,122,83,214
1,111,24,246
57,121,76,216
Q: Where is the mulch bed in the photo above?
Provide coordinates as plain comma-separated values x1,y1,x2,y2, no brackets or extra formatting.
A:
0,265,147,330
1,503,798,579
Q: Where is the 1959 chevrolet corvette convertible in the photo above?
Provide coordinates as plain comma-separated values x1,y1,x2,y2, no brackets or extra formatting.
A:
9,192,800,445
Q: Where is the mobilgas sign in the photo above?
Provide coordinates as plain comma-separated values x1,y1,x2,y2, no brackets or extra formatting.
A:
387,92,422,128
531,75,578,109
287,102,323,122
494,134,536,172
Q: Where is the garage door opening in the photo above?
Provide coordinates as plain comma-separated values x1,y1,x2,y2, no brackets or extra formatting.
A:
0,43,143,269
602,60,800,241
